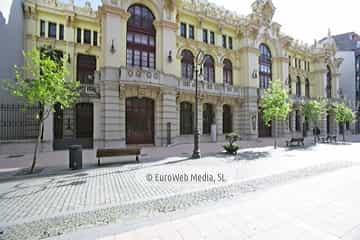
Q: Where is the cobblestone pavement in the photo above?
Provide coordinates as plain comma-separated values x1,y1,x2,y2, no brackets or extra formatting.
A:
0,142,359,240
0,137,316,178
93,165,360,240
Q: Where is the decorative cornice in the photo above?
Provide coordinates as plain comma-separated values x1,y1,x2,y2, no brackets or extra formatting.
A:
99,5,130,20
153,20,178,31
239,47,259,55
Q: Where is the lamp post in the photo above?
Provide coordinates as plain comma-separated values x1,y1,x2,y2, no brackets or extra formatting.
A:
192,50,204,159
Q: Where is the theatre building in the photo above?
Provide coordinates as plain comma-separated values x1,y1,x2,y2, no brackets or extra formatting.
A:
11,0,343,152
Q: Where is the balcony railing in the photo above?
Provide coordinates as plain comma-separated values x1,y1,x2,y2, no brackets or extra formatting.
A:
179,79,243,97
79,84,100,98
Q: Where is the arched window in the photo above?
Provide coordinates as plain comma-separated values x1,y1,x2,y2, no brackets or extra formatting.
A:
203,55,215,83
305,78,310,98
223,59,233,85
259,44,272,88
127,4,156,69
181,50,194,80
296,76,301,97
326,65,332,98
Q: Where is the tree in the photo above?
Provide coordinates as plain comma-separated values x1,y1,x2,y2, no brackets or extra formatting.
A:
332,103,355,142
303,100,326,143
4,48,79,173
260,80,291,149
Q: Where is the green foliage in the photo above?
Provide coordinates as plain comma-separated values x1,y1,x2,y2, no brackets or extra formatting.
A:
3,48,79,173
224,144,240,155
224,132,240,155
260,80,292,127
303,100,326,126
5,48,79,115
333,103,355,125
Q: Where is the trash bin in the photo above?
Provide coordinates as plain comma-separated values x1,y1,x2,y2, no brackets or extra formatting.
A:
69,145,83,170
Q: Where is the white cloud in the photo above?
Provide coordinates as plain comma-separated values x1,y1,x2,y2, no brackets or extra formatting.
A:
0,0,12,23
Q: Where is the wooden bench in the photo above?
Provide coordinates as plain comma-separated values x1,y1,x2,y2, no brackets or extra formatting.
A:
286,138,305,147
96,148,141,166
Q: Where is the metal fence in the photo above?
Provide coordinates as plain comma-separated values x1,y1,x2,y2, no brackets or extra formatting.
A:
0,104,40,140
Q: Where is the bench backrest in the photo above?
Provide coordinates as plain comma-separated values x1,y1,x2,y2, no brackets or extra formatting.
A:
96,148,141,157
291,138,304,141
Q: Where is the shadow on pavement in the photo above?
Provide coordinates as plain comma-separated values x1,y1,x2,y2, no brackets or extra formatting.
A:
238,151,270,161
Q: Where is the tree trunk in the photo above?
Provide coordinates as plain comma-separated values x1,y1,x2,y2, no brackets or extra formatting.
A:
274,118,277,149
30,120,43,173
343,132,346,143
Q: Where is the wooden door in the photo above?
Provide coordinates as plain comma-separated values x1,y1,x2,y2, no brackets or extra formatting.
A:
223,105,232,134
126,97,154,144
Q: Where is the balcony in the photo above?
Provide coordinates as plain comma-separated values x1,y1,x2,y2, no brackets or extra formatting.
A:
97,66,259,98
79,84,100,98
178,79,259,98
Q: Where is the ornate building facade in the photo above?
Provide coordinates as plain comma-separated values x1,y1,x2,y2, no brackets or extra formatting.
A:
19,0,343,151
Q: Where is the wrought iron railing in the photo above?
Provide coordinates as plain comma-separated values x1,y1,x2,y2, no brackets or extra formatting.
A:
0,104,40,140
79,84,100,98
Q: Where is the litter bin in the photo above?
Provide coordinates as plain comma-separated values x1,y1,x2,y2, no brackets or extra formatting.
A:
69,145,83,170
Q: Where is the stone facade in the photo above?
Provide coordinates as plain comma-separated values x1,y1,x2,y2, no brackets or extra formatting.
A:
6,0,344,153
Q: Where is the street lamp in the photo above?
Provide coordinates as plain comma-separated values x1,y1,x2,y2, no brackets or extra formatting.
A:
192,50,205,159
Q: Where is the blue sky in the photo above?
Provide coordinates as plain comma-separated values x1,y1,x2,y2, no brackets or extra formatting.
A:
71,0,101,7
0,0,359,44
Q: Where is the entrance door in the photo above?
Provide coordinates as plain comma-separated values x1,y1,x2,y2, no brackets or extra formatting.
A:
203,103,214,135
258,110,272,137
54,103,63,140
223,105,232,134
180,102,193,135
126,97,154,144
76,103,94,148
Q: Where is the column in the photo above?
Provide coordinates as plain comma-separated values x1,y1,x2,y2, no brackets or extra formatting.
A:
216,102,223,137
239,97,258,140
101,69,124,147
160,90,177,146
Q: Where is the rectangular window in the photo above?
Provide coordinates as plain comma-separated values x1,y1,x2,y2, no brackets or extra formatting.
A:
77,54,96,84
203,29,208,43
180,22,187,38
59,24,64,40
127,49,133,66
77,28,82,43
210,31,215,45
93,31,98,46
229,37,233,49
48,22,57,39
189,25,194,40
149,36,155,46
149,53,155,68
134,50,141,66
40,20,45,37
222,35,227,48
83,29,91,44
142,51,149,68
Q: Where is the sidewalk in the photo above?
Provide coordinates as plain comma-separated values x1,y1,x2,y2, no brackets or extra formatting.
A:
93,165,360,240
0,140,358,240
0,137,314,179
